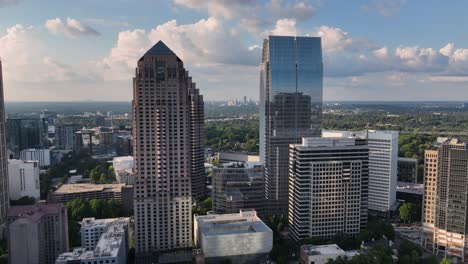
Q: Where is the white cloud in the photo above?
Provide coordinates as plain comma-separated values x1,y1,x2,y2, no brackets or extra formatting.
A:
268,19,298,36
372,0,407,17
98,17,260,81
45,18,100,38
84,18,131,28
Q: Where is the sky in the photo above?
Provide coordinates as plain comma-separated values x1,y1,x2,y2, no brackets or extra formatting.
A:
1,0,468,102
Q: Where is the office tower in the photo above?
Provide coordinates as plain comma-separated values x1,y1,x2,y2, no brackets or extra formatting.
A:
79,217,129,251
212,162,264,214
116,135,133,156
113,156,135,184
259,36,323,217
397,157,418,183
6,117,44,157
56,123,81,151
99,131,114,154
288,137,369,241
0,59,8,237
7,159,40,200
323,130,399,214
422,138,468,261
7,203,69,264
133,41,203,256
20,148,51,168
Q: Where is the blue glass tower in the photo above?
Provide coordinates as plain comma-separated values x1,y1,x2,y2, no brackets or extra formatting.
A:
260,36,323,217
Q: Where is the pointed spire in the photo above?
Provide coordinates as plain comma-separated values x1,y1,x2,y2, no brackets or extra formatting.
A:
146,40,175,55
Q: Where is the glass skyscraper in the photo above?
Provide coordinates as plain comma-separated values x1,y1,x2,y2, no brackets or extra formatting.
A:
260,36,323,217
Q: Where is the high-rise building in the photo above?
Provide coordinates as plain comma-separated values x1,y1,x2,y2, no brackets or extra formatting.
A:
55,123,81,151
259,36,323,217
422,138,468,261
6,117,44,157
189,81,205,200
0,59,8,236
323,130,399,214
7,203,69,264
7,159,40,200
212,161,264,214
288,137,369,241
133,41,203,257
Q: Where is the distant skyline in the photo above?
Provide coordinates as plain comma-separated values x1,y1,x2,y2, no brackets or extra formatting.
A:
1,0,468,101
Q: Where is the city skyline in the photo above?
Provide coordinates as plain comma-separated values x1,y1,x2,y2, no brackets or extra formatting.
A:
1,0,468,102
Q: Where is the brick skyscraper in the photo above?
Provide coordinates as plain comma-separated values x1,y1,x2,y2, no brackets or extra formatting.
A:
0,59,8,237
132,41,204,259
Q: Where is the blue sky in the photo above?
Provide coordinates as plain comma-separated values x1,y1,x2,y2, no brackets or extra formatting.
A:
1,0,468,101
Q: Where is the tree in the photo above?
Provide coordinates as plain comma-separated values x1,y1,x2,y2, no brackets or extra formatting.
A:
440,257,452,264
399,203,416,223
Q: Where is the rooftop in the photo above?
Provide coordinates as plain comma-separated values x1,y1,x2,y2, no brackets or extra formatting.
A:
146,41,175,55
196,209,272,236
53,183,125,194
81,217,129,229
396,181,424,195
8,203,64,222
302,244,346,256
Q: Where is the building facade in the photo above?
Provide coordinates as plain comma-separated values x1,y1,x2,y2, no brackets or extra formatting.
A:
56,217,129,264
397,157,418,183
0,59,8,236
288,137,369,241
422,138,468,262
48,183,125,204
212,162,264,215
6,117,44,157
323,130,398,213
133,41,203,257
55,123,81,151
20,148,51,168
7,159,40,200
8,203,69,264
260,36,323,217
194,209,273,263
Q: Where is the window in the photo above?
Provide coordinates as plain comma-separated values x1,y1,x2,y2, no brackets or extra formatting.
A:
157,61,166,81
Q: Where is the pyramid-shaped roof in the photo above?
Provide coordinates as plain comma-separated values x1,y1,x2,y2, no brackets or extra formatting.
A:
146,41,175,55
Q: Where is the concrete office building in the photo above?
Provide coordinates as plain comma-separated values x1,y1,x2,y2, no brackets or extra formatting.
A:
56,218,129,264
260,36,323,217
80,217,129,251
8,203,68,264
194,209,273,263
8,159,40,200
56,123,81,151
132,41,203,257
20,148,51,168
113,156,134,184
289,137,369,241
212,161,264,215
0,59,8,237
116,135,133,156
48,183,125,204
323,130,398,213
397,157,418,183
422,138,468,262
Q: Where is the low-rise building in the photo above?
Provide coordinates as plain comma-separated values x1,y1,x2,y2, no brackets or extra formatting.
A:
8,203,69,264
56,217,129,264
194,209,272,263
8,159,40,200
48,183,125,203
299,244,358,264
112,156,134,184
20,148,51,167
80,217,129,251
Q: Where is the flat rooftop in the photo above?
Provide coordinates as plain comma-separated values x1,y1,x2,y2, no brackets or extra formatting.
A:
196,210,272,236
53,183,125,194
302,244,345,256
